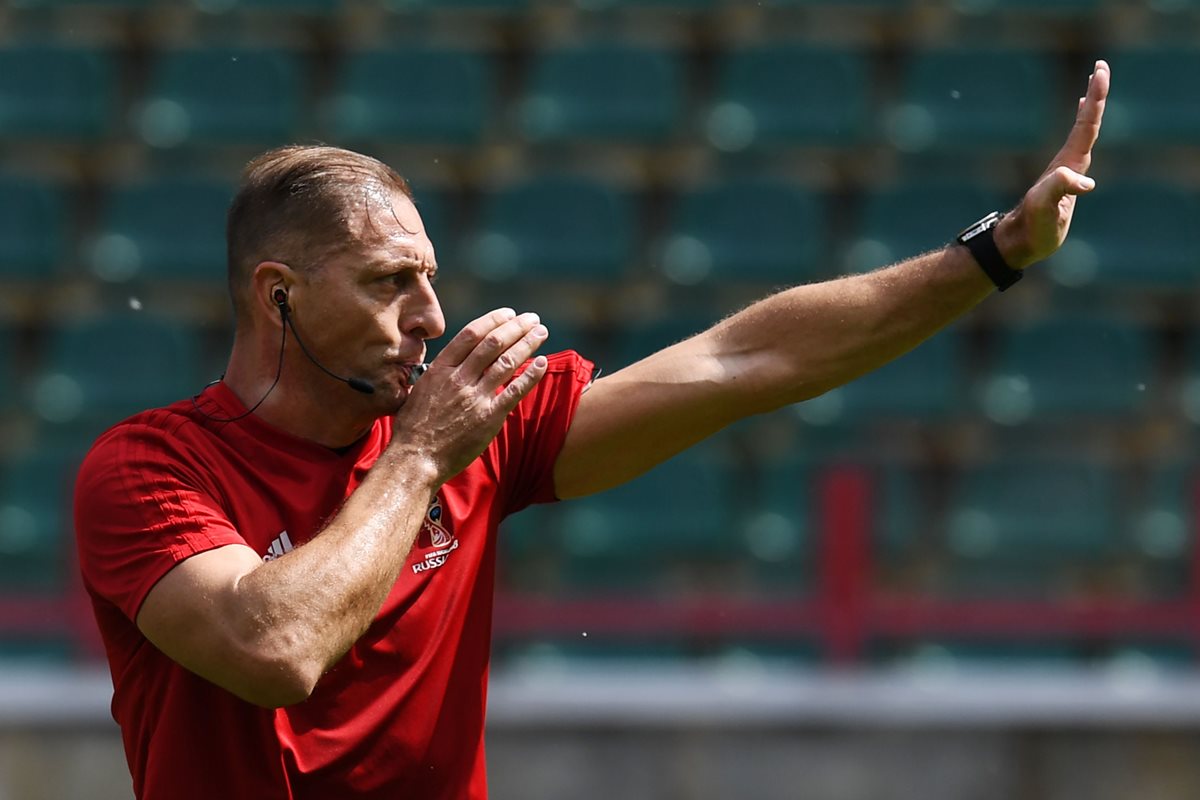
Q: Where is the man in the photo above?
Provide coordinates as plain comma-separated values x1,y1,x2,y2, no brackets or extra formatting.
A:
74,62,1109,799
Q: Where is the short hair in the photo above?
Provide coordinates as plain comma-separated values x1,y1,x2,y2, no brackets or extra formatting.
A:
226,145,414,321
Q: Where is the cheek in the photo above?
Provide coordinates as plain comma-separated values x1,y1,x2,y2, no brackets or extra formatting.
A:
326,303,393,346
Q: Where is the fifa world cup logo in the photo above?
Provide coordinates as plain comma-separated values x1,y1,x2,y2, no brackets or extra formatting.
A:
421,495,453,548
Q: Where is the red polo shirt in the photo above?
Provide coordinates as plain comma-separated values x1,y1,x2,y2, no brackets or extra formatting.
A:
74,351,593,800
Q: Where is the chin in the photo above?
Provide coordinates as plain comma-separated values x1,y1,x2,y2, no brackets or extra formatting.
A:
373,384,409,416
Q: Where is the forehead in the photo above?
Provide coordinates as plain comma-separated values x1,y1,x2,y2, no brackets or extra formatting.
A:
343,186,436,268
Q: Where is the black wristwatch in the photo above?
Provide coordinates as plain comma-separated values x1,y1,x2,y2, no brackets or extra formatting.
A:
955,211,1023,292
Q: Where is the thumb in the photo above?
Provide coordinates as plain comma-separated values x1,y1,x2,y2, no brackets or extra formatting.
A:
1046,165,1097,197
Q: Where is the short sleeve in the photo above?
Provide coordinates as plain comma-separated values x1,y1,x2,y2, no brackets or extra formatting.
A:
74,418,248,622
490,350,596,516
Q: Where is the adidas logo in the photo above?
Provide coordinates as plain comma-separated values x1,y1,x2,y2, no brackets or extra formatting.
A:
262,531,295,562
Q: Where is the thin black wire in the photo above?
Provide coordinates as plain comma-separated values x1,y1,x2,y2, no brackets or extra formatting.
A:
190,313,288,424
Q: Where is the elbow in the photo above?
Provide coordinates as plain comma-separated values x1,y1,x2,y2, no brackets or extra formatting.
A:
224,628,325,708
236,656,321,709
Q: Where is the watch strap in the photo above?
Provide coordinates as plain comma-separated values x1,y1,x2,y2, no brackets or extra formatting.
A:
957,212,1023,292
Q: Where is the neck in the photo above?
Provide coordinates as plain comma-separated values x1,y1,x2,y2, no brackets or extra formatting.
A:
223,330,376,449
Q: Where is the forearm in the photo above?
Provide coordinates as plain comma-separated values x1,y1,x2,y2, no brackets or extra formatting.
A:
717,242,994,411
226,442,439,698
555,243,996,498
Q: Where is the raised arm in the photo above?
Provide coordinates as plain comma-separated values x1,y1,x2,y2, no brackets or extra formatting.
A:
554,60,1110,500
134,309,548,707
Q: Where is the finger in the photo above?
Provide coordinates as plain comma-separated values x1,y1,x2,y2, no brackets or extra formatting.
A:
459,312,542,380
480,323,549,391
492,355,549,417
1052,59,1110,173
1030,166,1096,211
434,308,516,366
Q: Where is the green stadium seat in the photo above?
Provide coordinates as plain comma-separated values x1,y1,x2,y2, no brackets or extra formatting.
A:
0,44,116,140
519,43,683,144
204,0,340,13
411,188,453,257
31,314,203,425
977,317,1154,425
706,45,871,152
952,0,1103,14
847,180,1007,273
743,457,814,589
497,503,566,593
499,503,558,562
762,0,908,6
870,462,927,561
611,314,716,369
327,48,490,145
0,174,68,280
1047,181,1200,290
12,0,152,7
558,447,736,590
1144,0,1200,10
1129,460,1197,594
1178,334,1200,426
943,457,1120,593
384,0,530,11
794,329,966,426
88,177,234,284
467,175,635,282
135,47,304,148
887,48,1057,153
1104,48,1200,146
0,449,81,589
573,0,716,10
659,178,826,285
0,327,17,411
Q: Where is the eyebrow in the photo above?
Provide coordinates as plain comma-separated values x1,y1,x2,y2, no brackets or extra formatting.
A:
366,256,438,275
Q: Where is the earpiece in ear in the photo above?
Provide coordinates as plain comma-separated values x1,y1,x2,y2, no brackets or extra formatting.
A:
273,288,289,312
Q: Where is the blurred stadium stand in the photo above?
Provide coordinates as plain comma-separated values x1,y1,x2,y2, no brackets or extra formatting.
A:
0,0,1196,670
3,1,1200,797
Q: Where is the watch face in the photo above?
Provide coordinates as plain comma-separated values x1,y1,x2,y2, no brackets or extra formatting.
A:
957,211,1002,243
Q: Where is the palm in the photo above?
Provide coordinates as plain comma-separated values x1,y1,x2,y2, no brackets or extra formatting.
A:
1016,62,1109,265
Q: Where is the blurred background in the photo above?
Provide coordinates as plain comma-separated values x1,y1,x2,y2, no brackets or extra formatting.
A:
2,0,1200,797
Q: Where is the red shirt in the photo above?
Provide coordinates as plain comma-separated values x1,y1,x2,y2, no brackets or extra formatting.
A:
74,351,593,800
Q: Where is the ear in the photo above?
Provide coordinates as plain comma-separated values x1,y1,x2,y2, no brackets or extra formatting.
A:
251,261,296,328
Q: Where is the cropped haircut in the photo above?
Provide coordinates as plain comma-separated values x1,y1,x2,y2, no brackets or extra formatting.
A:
226,145,414,321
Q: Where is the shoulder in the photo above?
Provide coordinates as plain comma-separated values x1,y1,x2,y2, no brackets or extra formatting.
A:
76,401,223,502
82,402,208,466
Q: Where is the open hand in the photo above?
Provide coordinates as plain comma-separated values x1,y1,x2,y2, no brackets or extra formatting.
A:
996,60,1110,270
394,308,549,483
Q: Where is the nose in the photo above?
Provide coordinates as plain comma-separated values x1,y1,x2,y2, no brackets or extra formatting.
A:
407,274,446,341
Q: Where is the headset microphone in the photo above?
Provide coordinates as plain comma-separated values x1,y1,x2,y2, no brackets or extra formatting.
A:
273,289,376,395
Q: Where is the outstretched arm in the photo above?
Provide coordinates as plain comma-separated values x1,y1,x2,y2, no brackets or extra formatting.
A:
554,60,1110,499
